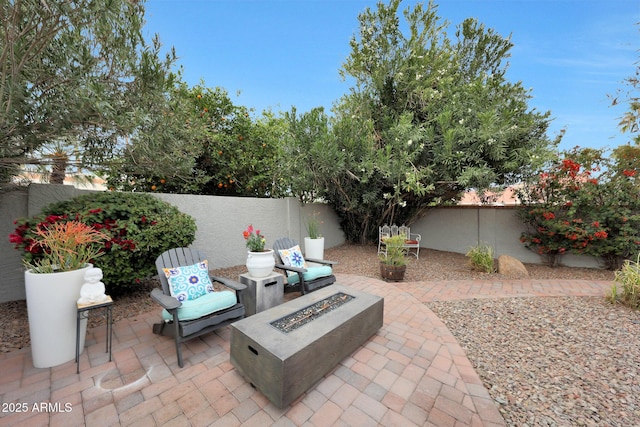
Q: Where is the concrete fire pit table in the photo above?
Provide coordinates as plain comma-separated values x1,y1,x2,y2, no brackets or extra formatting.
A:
230,284,384,408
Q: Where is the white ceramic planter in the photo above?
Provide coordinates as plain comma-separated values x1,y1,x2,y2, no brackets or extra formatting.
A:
25,264,91,368
246,250,276,278
304,237,325,266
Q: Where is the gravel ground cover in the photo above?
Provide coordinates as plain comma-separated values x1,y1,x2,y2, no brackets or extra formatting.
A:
428,297,640,427
2,244,636,426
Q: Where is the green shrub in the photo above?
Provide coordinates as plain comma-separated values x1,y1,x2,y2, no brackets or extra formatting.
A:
607,255,640,309
10,192,196,295
466,243,494,273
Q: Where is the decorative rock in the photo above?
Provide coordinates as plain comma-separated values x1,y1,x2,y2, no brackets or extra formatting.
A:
497,255,529,278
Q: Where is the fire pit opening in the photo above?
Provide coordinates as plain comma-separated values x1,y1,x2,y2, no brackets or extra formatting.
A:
270,292,354,333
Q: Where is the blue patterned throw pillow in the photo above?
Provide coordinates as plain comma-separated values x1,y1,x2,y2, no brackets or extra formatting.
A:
162,260,215,302
278,245,308,275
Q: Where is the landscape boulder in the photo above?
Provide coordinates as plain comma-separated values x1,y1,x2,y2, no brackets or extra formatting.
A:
497,255,529,278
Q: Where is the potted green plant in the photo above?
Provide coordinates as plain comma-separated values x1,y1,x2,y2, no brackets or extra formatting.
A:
10,220,108,368
379,234,409,281
304,212,324,264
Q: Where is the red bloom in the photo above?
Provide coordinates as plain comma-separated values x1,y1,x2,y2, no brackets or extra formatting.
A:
561,159,581,178
45,214,63,223
623,169,636,177
542,212,555,220
594,231,608,239
8,233,23,245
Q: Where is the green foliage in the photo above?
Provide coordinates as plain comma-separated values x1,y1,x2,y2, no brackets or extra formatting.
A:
609,23,639,145
300,0,554,243
518,146,640,269
305,212,323,239
0,0,175,187
242,225,266,252
607,255,640,309
284,107,343,204
466,243,494,273
379,234,409,266
106,81,287,197
10,192,196,294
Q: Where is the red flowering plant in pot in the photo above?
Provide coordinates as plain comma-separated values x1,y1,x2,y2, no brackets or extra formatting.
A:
13,220,109,273
242,224,274,278
243,224,266,252
8,218,110,368
10,192,197,295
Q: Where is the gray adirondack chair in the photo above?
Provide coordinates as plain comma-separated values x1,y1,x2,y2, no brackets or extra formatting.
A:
151,247,246,367
272,237,336,295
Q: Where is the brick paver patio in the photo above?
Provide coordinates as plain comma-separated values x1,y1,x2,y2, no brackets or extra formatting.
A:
0,274,612,426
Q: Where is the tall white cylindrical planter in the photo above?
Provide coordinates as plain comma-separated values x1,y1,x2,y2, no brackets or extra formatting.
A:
25,264,91,368
246,250,276,278
304,237,325,267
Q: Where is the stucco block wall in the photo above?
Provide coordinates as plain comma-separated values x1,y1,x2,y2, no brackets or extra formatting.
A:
0,184,602,303
0,185,345,303
414,207,599,268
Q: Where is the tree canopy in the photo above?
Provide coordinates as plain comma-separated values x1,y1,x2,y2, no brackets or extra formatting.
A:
285,0,557,243
0,0,174,187
610,23,639,145
104,79,289,196
3,0,562,247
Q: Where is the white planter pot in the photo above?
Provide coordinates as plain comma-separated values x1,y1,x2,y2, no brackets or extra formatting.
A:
246,250,276,278
25,264,91,368
304,237,325,267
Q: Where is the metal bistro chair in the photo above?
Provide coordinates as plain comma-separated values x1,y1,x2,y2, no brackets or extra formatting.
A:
151,247,246,367
272,237,336,295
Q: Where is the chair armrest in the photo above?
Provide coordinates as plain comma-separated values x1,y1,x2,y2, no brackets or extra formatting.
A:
150,287,181,310
410,233,422,242
210,275,247,292
275,263,307,274
305,258,337,266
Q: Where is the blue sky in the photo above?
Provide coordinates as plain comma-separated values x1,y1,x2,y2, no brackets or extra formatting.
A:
143,0,638,152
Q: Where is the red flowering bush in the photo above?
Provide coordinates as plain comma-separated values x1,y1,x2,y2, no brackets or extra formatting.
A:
10,192,196,294
518,146,640,269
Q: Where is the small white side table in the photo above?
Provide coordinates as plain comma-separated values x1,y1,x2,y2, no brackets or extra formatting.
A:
239,272,284,316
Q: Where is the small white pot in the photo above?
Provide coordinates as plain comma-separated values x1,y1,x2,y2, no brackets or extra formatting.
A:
246,250,276,278
25,264,91,368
